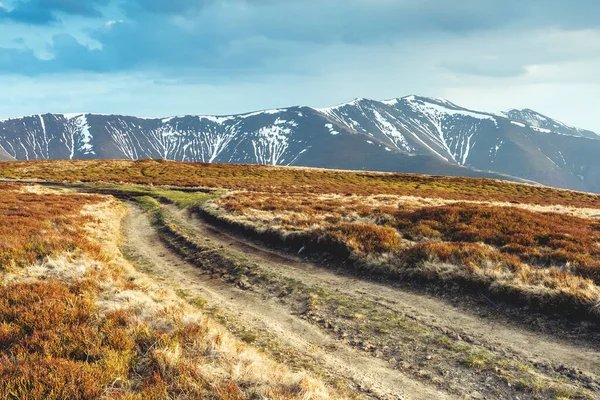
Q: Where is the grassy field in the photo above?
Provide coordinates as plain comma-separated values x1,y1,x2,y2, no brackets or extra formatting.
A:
210,190,600,317
1,159,600,318
1,158,600,207
2,159,600,398
0,182,340,399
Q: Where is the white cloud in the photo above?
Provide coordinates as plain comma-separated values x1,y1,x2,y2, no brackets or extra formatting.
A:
0,2,599,133
2,26,600,133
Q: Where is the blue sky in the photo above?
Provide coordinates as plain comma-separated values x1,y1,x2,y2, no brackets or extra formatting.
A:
0,0,599,131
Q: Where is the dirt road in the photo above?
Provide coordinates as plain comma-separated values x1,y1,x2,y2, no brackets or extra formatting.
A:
121,202,600,399
122,203,458,400
165,205,600,374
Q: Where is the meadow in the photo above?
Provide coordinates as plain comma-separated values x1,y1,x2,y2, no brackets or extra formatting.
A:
212,191,600,317
0,182,340,399
1,158,600,208
2,158,600,318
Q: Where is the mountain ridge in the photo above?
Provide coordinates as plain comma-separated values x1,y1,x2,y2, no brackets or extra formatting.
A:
4,95,595,136
1,95,599,192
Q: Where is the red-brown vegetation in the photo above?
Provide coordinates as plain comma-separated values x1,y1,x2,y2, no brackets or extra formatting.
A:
0,183,338,399
217,191,600,283
396,203,600,282
0,281,127,399
327,223,402,253
0,183,103,270
2,159,600,208
210,190,600,314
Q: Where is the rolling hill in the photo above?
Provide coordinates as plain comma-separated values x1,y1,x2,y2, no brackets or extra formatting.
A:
2,159,600,399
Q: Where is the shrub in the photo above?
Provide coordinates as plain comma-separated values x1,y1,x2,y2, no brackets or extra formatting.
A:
395,203,600,281
327,223,401,254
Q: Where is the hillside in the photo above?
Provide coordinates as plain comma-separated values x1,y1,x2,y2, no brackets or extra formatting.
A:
1,159,600,399
0,146,13,160
1,96,599,192
0,181,344,399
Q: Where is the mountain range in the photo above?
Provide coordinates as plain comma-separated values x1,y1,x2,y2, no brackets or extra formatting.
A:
1,95,599,192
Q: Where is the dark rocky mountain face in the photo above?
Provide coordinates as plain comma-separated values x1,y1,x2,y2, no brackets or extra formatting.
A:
0,96,598,192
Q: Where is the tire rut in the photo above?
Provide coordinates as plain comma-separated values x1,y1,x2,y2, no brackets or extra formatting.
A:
165,205,600,376
121,203,457,400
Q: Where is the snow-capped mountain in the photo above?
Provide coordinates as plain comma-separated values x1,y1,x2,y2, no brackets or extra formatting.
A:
1,96,599,193
319,96,501,166
502,109,599,139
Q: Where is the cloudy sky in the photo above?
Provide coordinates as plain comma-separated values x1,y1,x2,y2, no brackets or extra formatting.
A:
0,0,599,131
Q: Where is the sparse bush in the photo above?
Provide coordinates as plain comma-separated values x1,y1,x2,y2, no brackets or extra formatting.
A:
327,223,401,254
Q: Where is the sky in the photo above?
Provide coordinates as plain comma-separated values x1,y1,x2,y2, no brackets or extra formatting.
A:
0,0,599,131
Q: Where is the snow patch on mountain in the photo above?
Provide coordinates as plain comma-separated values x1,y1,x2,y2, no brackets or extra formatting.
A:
405,96,498,125
240,109,285,119
325,123,340,135
275,117,298,127
201,115,236,125
531,126,553,134
381,98,399,106
371,110,413,151
251,122,295,165
198,126,238,163
74,115,95,155
316,98,367,114
489,140,504,163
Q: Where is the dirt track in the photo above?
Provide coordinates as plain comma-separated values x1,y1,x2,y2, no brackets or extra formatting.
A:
165,205,600,373
121,202,600,399
122,203,458,400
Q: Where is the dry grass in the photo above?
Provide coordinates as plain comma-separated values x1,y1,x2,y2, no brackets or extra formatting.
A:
2,159,600,314
2,159,600,208
0,182,104,270
211,191,600,316
0,183,342,399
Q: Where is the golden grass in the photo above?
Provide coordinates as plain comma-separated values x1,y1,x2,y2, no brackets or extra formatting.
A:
0,184,342,399
2,159,600,313
211,191,600,316
2,159,600,208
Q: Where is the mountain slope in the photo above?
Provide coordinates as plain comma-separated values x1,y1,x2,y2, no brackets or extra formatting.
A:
502,108,599,139
0,108,517,183
0,96,598,192
316,96,600,192
0,146,13,160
